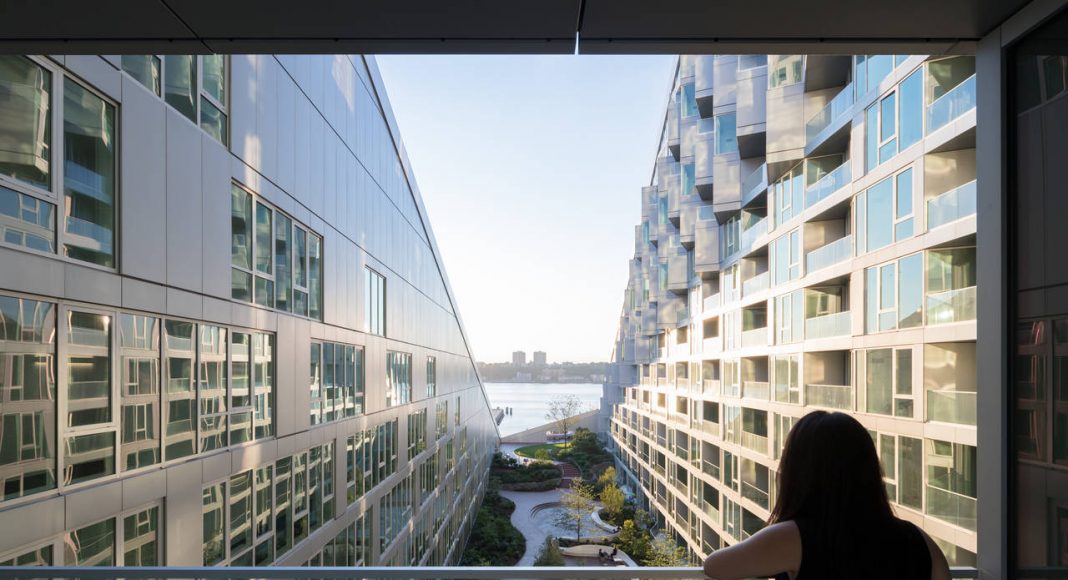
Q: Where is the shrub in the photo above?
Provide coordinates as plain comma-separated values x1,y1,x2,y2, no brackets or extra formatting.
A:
498,479,560,491
600,483,626,519
459,491,525,566
534,448,553,461
533,537,565,566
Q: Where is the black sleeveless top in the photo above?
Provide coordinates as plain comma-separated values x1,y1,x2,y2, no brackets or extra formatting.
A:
772,518,932,580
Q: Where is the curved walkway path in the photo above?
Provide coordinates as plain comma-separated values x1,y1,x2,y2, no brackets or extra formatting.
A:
500,488,563,566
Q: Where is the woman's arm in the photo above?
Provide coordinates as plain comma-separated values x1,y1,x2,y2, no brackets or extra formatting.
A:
702,521,801,580
920,529,952,580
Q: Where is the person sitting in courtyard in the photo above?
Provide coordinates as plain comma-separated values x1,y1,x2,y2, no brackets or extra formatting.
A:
702,411,951,580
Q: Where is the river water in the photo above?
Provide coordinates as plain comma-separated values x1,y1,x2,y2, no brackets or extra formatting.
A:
483,382,603,436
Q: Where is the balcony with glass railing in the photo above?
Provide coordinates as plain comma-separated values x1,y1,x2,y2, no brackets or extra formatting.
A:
700,420,720,438
741,327,767,348
742,271,769,297
804,160,851,208
927,389,977,426
742,381,769,400
926,485,977,531
926,74,977,134
702,379,721,396
927,180,977,230
805,382,854,410
740,217,767,252
740,431,768,454
804,310,851,339
926,286,977,325
703,291,720,311
741,163,768,208
805,234,852,274
723,382,741,398
805,82,854,144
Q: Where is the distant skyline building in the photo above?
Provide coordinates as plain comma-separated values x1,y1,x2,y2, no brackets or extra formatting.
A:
0,53,496,567
511,350,527,366
533,351,547,365
603,53,978,566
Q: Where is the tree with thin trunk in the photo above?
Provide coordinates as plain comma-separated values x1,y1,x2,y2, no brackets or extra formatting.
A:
545,393,582,448
554,481,596,541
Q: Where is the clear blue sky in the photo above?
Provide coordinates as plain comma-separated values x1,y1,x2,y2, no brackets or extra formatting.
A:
377,55,675,363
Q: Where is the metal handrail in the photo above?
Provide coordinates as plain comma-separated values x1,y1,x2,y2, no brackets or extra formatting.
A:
0,567,982,579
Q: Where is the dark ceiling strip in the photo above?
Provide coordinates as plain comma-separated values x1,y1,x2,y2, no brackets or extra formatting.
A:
158,0,213,52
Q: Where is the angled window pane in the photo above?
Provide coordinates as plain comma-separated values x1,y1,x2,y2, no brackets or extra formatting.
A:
121,56,161,96
199,325,228,452
0,56,51,190
119,314,160,470
163,55,196,122
201,55,226,104
274,213,292,312
0,184,55,253
63,79,116,267
66,310,110,427
163,320,196,460
123,505,159,566
202,482,225,565
254,202,272,274
65,518,115,566
199,96,227,145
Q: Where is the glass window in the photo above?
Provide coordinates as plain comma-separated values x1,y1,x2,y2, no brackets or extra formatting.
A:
386,351,412,407
0,294,56,500
768,55,803,88
199,97,227,145
880,93,897,142
63,431,115,486
681,83,698,118
253,202,274,307
164,55,196,123
0,56,51,190
121,56,161,96
925,439,977,530
715,113,737,155
119,314,160,471
65,518,114,566
0,183,55,253
63,78,116,267
274,213,292,312
895,169,914,240
123,505,159,566
898,253,923,328
163,320,196,460
865,349,893,415
898,436,923,509
899,70,923,150
202,482,225,565
365,267,386,336
199,325,228,452
426,356,437,398
309,234,322,321
230,471,253,560
201,55,226,104
231,185,253,301
867,176,894,252
310,342,322,425
230,332,253,445
253,333,274,440
66,310,110,427
274,456,292,555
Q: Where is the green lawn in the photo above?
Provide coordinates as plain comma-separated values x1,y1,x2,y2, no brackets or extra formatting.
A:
513,443,567,459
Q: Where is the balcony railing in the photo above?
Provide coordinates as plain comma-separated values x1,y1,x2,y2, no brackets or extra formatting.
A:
700,420,720,438
805,82,854,143
926,485,978,532
926,286,977,325
740,217,767,252
927,180,977,230
927,389,978,426
742,272,769,297
740,431,768,454
804,161,851,208
805,235,852,273
741,327,767,348
926,74,977,134
804,311,851,339
0,564,983,577
742,381,770,400
703,292,720,311
723,382,741,398
702,379,721,395
805,383,854,410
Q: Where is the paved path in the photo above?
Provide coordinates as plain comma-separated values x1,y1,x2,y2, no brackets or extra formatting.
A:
500,488,562,566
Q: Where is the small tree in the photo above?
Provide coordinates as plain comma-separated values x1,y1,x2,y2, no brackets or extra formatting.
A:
534,448,553,462
545,394,582,447
597,466,618,487
614,519,651,563
600,483,626,519
533,537,565,566
554,481,596,541
645,536,690,567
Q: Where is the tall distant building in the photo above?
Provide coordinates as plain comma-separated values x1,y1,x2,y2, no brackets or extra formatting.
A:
533,351,547,365
0,54,496,567
604,54,978,566
512,351,527,366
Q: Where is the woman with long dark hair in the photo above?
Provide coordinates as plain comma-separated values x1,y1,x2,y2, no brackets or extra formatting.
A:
702,411,951,579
